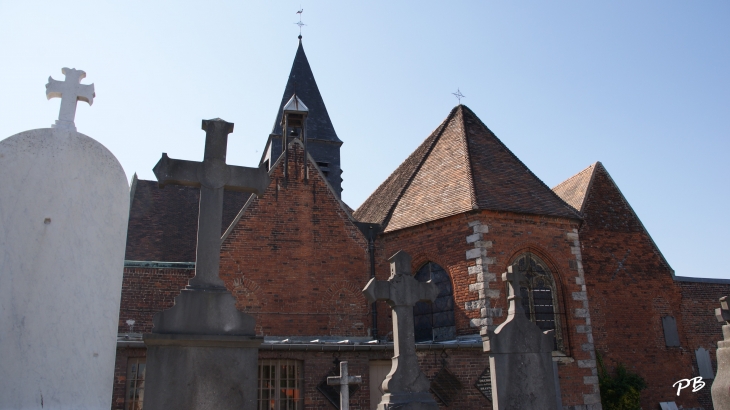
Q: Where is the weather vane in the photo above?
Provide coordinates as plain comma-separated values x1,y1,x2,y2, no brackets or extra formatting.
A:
295,8,306,38
452,88,465,104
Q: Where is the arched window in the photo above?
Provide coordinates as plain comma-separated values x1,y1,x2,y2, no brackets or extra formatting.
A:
511,253,563,351
413,262,455,342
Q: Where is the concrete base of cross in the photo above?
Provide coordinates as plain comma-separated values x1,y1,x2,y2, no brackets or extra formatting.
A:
143,333,262,410
151,287,256,335
377,392,440,410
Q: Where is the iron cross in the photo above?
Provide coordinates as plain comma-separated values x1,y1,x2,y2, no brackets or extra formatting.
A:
327,361,362,410
153,118,270,290
45,68,95,131
362,251,439,395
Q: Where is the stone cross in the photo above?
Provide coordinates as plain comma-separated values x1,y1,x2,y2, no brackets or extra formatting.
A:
153,118,269,290
363,251,439,409
327,361,362,410
716,296,729,325
45,67,95,131
504,266,526,316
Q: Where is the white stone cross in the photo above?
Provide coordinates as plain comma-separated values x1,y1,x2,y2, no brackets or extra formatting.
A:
45,67,95,131
327,361,362,410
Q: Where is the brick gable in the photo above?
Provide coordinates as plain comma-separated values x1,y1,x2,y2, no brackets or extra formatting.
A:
219,141,370,337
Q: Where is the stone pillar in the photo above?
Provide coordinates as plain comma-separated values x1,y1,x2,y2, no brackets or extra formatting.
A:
712,296,730,409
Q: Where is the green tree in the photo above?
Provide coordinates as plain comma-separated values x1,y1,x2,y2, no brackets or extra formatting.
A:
596,351,647,410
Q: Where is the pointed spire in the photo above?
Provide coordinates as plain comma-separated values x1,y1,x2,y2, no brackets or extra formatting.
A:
272,41,340,142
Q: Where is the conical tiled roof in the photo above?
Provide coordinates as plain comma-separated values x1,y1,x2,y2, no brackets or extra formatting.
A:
552,162,598,213
354,105,580,231
271,40,340,142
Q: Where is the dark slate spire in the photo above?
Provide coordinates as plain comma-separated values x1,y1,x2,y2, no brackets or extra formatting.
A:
261,39,344,197
271,40,340,143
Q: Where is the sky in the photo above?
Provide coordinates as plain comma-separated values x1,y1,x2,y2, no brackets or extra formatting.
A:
1,1,728,279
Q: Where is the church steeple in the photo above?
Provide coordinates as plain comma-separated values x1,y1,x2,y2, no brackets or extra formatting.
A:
261,39,343,196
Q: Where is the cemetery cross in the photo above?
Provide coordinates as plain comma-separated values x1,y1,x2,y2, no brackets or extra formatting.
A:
327,361,362,410
153,118,269,290
363,250,439,404
45,67,95,131
504,266,527,317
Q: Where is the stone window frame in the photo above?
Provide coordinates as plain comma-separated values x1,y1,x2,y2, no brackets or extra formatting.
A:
508,251,567,353
258,359,304,410
124,357,146,410
413,260,457,342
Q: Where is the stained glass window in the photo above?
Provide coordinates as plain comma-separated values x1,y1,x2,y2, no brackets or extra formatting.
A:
413,262,456,342
258,359,303,410
511,253,563,351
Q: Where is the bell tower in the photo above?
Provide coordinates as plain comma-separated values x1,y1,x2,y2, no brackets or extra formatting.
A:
260,38,343,197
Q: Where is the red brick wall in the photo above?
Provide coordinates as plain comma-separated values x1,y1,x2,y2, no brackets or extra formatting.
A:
678,281,730,409
117,267,195,334
112,347,146,410
258,347,492,410
219,143,371,337
579,164,709,408
375,209,598,407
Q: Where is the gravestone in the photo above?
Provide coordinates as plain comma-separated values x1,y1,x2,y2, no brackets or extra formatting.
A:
327,361,362,410
712,296,730,409
363,250,440,410
142,118,269,410
481,266,559,410
0,68,129,409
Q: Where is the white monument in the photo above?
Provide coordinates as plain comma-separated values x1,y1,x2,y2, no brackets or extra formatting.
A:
0,68,129,409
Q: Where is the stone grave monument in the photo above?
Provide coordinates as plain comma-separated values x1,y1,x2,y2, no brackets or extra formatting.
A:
363,250,440,410
712,296,730,409
481,266,559,410
327,361,363,410
0,68,129,409
142,118,270,410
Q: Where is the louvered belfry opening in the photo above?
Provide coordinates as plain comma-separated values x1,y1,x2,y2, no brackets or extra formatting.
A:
512,252,563,351
413,262,456,342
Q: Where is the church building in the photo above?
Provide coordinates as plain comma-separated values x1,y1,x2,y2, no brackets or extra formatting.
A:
113,38,730,410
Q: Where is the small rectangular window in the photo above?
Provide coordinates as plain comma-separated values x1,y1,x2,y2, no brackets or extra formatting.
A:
125,358,146,410
258,359,304,410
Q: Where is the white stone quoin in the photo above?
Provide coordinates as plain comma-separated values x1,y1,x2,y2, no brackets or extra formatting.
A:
0,68,129,409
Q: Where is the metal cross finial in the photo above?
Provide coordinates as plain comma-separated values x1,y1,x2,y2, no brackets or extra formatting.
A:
45,67,95,131
295,8,306,38
452,88,465,104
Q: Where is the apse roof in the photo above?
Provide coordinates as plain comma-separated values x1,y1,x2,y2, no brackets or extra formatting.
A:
551,162,599,213
354,105,580,232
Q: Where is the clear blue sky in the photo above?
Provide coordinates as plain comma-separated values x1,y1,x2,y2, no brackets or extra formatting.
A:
1,1,728,279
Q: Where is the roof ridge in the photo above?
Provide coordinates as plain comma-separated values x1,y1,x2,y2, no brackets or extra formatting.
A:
378,106,460,228
588,163,674,273
460,105,582,220
552,161,599,213
354,106,460,225
458,105,478,210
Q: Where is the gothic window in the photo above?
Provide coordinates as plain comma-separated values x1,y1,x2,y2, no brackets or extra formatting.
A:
511,253,563,351
258,359,304,410
413,262,456,342
125,358,146,410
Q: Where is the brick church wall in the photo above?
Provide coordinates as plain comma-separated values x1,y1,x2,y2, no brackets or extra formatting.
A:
578,164,711,409
374,209,601,408
678,280,730,409
219,143,371,337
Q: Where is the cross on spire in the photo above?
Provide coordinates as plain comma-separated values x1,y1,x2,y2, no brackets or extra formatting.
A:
295,8,306,38
327,361,362,410
452,88,465,104
45,67,95,131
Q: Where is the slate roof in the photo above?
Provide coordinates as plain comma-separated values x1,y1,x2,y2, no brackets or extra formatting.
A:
551,162,598,212
271,39,340,142
125,176,251,262
354,105,580,231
